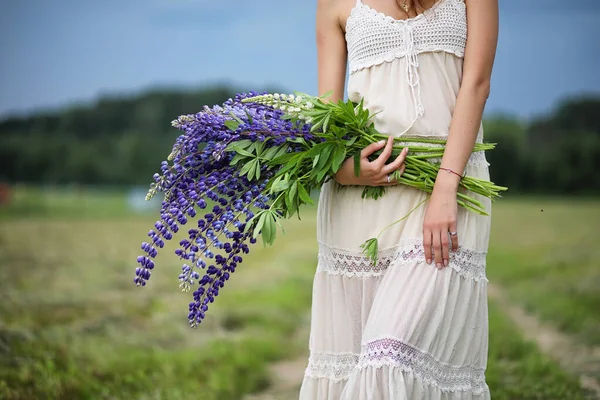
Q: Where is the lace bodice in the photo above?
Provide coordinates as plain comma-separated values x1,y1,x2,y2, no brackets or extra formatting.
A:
345,0,468,135
345,0,467,73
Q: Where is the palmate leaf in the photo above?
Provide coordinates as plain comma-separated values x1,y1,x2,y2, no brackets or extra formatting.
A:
360,237,379,266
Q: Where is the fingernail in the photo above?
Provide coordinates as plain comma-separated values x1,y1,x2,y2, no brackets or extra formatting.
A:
444,259,449,267
378,140,385,145
436,263,442,269
426,258,431,265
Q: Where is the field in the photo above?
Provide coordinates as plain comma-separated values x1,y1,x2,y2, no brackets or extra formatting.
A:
0,188,598,399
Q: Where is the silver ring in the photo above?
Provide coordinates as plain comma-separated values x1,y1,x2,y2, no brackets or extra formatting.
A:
386,174,391,184
449,231,458,236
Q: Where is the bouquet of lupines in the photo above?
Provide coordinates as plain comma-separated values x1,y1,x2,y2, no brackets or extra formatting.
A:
135,91,506,327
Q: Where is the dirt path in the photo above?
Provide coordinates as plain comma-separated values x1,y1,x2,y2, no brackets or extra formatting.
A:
488,283,600,397
244,357,307,400
244,312,310,400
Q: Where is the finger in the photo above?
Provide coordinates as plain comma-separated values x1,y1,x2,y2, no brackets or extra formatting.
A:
380,164,406,186
373,136,394,168
423,230,433,265
441,229,450,268
360,139,388,158
433,230,443,269
449,221,459,252
382,147,408,175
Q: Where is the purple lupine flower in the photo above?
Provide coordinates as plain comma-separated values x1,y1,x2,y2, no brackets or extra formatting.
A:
135,92,314,326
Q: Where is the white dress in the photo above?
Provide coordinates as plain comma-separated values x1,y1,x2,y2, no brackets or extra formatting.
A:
299,0,492,399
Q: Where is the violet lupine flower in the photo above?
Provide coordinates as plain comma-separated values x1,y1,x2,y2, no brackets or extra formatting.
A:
135,91,311,327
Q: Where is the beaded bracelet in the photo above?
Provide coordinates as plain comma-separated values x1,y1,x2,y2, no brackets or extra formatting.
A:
439,167,465,180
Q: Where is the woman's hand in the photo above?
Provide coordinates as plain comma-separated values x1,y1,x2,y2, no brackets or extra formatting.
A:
335,136,408,186
422,174,460,269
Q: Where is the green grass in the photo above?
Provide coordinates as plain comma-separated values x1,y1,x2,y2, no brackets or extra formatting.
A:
0,203,318,400
0,188,596,399
487,302,592,400
487,198,600,347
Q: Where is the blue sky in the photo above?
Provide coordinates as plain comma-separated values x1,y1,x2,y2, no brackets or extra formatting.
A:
1,0,599,120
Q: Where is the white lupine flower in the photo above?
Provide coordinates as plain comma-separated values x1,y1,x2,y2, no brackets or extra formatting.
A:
280,105,286,111
296,96,303,103
306,103,314,109
273,93,280,99
280,94,288,101
288,94,295,102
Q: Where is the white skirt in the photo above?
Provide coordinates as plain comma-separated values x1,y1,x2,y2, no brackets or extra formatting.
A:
298,162,492,399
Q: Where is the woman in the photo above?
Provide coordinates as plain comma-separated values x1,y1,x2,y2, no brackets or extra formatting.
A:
299,0,498,398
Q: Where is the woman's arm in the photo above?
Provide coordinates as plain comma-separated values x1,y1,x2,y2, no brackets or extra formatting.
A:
423,0,499,268
316,0,347,101
319,0,409,186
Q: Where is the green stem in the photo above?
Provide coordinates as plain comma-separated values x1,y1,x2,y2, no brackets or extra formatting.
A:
375,196,430,239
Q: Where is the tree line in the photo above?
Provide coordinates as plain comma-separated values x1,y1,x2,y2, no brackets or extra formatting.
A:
1,85,599,194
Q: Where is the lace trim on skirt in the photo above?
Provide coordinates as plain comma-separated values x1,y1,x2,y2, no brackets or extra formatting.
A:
317,239,487,281
357,337,488,394
304,338,487,393
305,352,359,382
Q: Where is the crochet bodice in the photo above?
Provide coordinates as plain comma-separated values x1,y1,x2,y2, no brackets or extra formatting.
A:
345,0,468,134
345,0,467,73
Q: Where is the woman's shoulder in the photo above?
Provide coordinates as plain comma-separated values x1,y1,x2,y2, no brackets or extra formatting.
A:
317,0,356,32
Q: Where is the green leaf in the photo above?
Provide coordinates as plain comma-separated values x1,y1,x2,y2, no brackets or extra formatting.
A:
247,159,256,181
270,176,291,193
263,145,282,160
276,145,289,156
224,119,240,131
315,143,334,172
270,152,294,166
255,159,261,180
229,111,244,124
234,148,255,157
261,213,273,245
359,237,379,266
288,137,307,144
316,165,330,182
322,113,331,133
239,159,254,178
319,90,333,100
297,182,314,205
312,153,321,168
252,212,267,239
255,140,266,156
331,145,347,172
353,152,361,177
229,153,246,166
345,135,359,146
244,110,254,124
287,181,298,210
